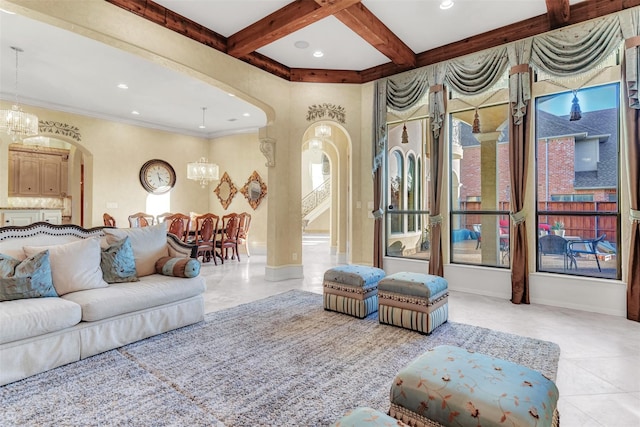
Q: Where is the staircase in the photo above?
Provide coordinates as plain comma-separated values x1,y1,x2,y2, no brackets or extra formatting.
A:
302,178,330,229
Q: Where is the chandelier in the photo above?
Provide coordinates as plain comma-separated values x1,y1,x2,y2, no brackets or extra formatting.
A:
187,157,219,188
314,124,331,138
0,47,39,141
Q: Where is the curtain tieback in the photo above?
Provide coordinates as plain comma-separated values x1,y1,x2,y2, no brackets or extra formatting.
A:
510,210,527,224
625,36,640,49
372,208,384,219
631,209,640,223
429,84,443,93
429,214,443,225
509,64,529,75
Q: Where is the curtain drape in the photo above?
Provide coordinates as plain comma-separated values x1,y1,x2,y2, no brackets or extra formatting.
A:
620,8,640,322
507,39,534,304
531,15,622,76
446,47,509,94
372,80,387,268
387,69,429,111
427,64,447,277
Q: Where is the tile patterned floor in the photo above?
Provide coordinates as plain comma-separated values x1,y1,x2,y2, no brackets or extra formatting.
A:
199,234,640,427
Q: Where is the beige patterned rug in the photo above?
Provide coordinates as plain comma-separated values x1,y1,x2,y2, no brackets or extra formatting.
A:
1,290,560,426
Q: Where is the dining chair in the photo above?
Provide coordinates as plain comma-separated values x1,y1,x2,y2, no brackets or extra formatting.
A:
156,212,174,224
128,212,155,227
216,213,241,262
103,213,116,227
237,212,252,257
567,234,607,272
193,213,220,264
161,213,191,243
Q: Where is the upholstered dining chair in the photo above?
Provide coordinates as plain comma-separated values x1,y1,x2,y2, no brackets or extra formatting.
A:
216,213,241,262
103,213,116,227
161,213,191,243
193,213,221,264
237,212,252,257
128,212,155,228
156,212,174,224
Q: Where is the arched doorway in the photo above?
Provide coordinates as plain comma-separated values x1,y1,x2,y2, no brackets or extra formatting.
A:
301,121,351,264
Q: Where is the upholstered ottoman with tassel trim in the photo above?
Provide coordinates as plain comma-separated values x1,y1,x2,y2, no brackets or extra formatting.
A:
323,265,386,318
378,272,448,335
389,345,560,427
330,407,408,427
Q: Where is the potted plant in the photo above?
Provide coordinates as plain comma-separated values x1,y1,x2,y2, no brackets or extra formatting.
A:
552,221,565,237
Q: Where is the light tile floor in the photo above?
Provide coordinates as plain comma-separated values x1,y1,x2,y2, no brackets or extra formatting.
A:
200,234,640,427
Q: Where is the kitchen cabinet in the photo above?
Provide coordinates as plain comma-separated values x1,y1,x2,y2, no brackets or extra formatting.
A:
8,145,69,197
1,209,62,226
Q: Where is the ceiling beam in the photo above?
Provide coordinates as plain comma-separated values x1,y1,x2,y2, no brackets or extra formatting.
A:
334,2,416,67
227,0,361,58
545,0,571,29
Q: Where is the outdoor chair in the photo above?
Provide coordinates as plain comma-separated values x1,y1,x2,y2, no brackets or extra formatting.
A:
567,234,607,272
538,234,576,270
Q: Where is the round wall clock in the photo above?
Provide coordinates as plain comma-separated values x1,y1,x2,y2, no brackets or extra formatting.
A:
139,159,176,194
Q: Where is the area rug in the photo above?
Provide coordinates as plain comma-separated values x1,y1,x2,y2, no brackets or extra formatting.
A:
1,290,560,426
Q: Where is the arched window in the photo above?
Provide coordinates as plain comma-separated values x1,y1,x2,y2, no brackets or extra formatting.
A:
388,150,404,233
407,154,416,232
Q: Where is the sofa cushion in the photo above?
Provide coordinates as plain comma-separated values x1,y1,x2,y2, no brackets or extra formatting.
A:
0,297,82,344
155,256,201,278
23,238,108,296
62,274,206,322
0,251,57,301
101,237,139,284
103,223,169,277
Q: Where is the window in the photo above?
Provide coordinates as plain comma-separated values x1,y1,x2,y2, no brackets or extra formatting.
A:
449,101,511,268
535,83,620,279
385,119,431,260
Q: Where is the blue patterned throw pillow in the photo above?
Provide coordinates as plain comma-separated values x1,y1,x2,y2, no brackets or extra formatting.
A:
100,236,139,283
0,251,57,301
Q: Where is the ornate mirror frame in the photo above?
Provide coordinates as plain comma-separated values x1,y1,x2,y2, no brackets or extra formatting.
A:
240,170,267,210
214,172,237,210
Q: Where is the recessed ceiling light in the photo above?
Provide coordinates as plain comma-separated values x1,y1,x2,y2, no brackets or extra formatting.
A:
228,93,236,97
243,113,250,117
440,0,454,10
117,83,128,89
0,8,16,14
313,50,324,58
199,124,206,129
294,40,309,49
131,110,140,115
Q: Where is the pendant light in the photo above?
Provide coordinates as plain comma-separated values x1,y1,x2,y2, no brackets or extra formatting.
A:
0,46,39,141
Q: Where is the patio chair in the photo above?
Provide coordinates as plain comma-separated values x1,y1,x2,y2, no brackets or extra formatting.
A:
538,234,576,270
567,234,607,272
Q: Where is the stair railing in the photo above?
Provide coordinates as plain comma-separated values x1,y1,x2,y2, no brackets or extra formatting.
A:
302,178,331,218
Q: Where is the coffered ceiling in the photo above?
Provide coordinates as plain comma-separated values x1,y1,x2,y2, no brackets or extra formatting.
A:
1,0,637,137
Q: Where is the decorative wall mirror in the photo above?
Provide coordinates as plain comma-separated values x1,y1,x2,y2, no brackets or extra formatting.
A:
214,172,237,210
240,170,267,210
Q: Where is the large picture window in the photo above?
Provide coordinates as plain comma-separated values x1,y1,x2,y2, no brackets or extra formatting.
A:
535,83,620,279
385,119,430,260
449,101,511,268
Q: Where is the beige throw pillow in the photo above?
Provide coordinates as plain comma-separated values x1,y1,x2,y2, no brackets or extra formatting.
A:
103,223,169,277
23,238,108,296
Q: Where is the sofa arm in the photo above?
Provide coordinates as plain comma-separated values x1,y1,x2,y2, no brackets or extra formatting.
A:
166,234,197,258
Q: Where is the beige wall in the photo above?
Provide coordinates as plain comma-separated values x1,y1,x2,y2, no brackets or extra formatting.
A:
5,0,375,275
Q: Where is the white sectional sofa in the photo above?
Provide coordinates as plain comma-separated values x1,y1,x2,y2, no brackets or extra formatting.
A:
0,222,206,386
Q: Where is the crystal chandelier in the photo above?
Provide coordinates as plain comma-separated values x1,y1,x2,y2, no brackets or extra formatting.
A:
0,47,39,141
187,157,219,188
314,124,331,138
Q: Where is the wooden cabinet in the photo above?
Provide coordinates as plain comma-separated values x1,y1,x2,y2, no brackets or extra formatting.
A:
8,146,69,197
1,210,62,226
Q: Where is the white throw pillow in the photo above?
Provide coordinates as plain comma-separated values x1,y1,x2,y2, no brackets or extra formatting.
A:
23,237,108,296
103,223,169,277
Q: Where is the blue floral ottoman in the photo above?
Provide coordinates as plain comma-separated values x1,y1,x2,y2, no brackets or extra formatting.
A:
323,265,386,318
331,407,408,426
378,272,448,335
389,345,560,427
